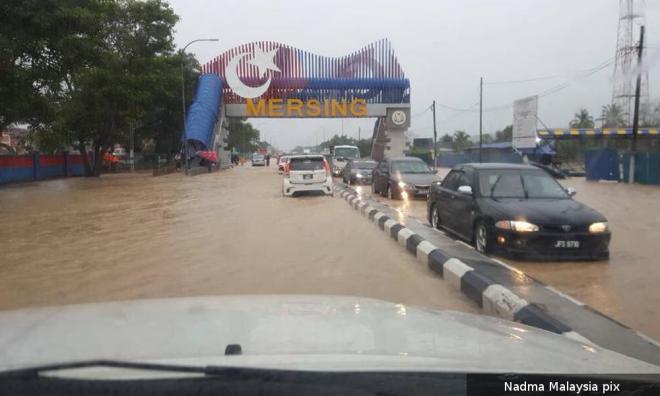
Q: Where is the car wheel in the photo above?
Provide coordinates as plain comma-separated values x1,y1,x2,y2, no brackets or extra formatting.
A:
431,204,440,229
474,221,491,254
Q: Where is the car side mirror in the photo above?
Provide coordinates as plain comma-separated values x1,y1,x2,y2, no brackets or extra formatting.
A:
457,185,473,195
566,187,576,197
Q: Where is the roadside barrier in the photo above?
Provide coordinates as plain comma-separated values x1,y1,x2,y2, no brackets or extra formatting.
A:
334,184,591,343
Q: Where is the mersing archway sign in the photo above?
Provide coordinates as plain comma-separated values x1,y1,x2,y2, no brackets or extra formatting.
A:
184,39,410,165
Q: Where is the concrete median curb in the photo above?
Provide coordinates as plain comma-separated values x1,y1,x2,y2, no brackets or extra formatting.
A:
332,184,583,341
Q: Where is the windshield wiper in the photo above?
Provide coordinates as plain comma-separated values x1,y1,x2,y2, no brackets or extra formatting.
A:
489,175,502,198
0,360,220,378
519,175,529,199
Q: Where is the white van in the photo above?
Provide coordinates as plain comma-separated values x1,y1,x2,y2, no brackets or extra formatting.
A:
330,145,360,176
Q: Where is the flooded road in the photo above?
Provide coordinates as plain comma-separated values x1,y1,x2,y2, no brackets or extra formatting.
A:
0,166,478,315
355,173,660,340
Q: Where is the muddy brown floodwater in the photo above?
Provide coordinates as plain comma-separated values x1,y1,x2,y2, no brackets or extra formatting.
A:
0,166,478,315
357,171,660,341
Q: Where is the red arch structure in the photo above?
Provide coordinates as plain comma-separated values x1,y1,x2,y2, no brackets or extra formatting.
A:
185,39,411,162
200,38,409,105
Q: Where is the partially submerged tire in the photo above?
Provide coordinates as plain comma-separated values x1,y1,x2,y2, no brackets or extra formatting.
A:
430,204,440,229
474,221,492,254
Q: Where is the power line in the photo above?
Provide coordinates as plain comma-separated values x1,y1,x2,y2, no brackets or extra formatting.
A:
484,57,614,85
484,74,563,85
433,59,615,115
411,105,432,118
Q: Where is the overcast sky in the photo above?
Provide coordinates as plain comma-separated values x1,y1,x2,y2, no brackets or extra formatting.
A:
167,0,660,151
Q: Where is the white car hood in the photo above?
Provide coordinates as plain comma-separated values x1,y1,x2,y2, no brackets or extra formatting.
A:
0,295,658,373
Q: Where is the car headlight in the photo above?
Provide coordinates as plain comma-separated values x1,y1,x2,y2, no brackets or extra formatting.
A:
495,220,539,233
356,173,363,178
589,222,609,233
398,181,407,189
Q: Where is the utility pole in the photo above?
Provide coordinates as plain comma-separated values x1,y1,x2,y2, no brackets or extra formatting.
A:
629,25,644,184
432,100,437,169
479,77,483,163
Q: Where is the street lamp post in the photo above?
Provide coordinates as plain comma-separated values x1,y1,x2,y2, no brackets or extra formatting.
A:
181,38,219,174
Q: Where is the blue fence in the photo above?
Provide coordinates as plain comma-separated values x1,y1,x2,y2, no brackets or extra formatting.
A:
623,152,660,185
0,152,89,185
584,149,620,181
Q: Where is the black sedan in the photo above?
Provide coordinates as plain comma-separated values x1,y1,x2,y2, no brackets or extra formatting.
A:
372,157,440,199
427,163,610,260
342,159,377,185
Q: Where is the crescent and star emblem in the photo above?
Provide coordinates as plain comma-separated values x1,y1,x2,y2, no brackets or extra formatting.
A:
226,45,280,99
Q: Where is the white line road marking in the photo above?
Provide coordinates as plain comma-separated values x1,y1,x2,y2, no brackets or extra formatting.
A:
635,331,660,348
544,286,586,306
456,240,475,250
430,227,446,235
490,258,525,274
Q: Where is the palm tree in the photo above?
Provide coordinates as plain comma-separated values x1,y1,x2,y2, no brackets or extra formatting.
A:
569,108,594,128
452,130,472,151
599,104,627,128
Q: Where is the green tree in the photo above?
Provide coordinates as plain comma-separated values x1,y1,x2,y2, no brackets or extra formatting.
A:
439,133,453,149
494,125,513,142
481,133,494,144
640,100,660,127
600,104,627,128
569,108,595,128
0,0,109,130
227,118,260,154
452,130,472,151
2,0,186,175
138,52,200,154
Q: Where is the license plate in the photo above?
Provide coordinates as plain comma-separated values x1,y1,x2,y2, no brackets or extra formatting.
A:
554,240,580,248
417,189,429,195
303,174,313,180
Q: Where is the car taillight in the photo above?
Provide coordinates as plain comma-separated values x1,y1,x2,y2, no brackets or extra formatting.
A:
323,160,330,176
284,163,290,175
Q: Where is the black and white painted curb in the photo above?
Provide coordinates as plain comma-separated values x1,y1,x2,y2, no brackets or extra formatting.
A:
334,184,592,344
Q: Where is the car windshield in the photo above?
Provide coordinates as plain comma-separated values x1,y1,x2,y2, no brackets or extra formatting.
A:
354,161,376,170
478,169,569,199
334,147,360,159
3,0,657,387
391,161,432,174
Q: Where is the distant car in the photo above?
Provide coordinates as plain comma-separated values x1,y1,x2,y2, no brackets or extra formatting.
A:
427,163,611,260
282,155,333,197
252,153,266,166
277,155,290,174
372,157,440,199
342,159,377,185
